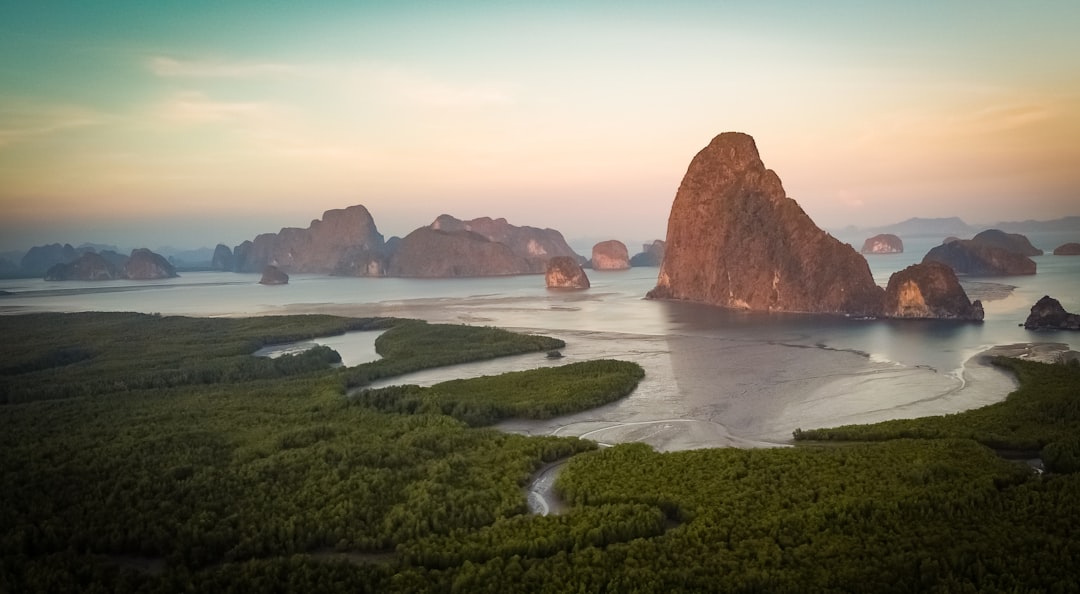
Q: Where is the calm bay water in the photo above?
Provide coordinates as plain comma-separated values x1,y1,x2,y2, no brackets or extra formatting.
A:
3,231,1078,450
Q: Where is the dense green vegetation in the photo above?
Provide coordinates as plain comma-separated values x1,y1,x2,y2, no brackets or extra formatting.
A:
3,312,1079,592
354,359,644,426
794,357,1080,472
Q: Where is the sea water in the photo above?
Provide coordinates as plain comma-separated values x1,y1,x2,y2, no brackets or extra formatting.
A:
2,231,1077,449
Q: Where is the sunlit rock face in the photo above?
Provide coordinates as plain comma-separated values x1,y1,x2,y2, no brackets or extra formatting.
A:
125,249,178,280
861,234,904,254
429,214,581,274
647,132,883,316
259,265,289,285
44,252,121,281
233,205,387,276
882,261,983,321
922,240,1036,276
545,256,590,289
591,240,631,270
1024,295,1080,330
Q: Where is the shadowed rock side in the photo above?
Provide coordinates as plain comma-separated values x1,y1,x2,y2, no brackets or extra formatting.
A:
125,249,178,280
1024,295,1080,330
882,262,983,321
21,243,84,276
211,244,234,271
591,240,631,270
387,228,530,277
630,240,666,267
545,256,590,289
1054,242,1080,255
922,240,1036,276
861,233,903,254
259,265,289,285
44,252,122,281
233,205,386,275
429,214,581,272
647,132,884,316
942,236,962,245
971,229,1043,256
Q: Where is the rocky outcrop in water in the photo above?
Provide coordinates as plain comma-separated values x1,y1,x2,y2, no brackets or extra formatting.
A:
647,132,884,316
1053,242,1080,256
922,240,1036,276
943,236,962,245
44,252,122,281
1024,295,1080,330
591,240,631,270
387,228,529,277
861,234,903,254
630,240,666,267
971,229,1043,256
233,205,387,276
545,256,590,289
882,262,983,321
125,249,178,280
428,215,581,273
212,244,235,271
21,243,82,276
259,265,289,285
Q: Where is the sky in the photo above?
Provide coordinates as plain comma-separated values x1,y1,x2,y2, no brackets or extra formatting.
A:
2,1,1079,252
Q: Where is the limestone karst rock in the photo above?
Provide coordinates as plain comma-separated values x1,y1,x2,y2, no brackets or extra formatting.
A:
882,262,983,321
647,132,883,316
922,241,1036,276
591,240,631,270
212,244,235,271
125,249,178,280
21,243,81,276
428,214,581,273
545,256,590,289
233,205,387,276
259,265,289,285
630,240,666,267
1053,242,1080,256
970,229,1043,256
43,252,121,281
387,227,529,277
1024,295,1080,330
861,234,904,254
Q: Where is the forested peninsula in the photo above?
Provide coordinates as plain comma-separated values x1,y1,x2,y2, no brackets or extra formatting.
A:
2,312,1078,592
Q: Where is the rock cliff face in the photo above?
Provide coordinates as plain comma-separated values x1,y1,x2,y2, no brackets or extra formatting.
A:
861,234,904,254
44,252,121,281
591,240,631,270
1024,296,1080,330
259,265,289,285
545,256,590,289
882,262,983,321
212,244,235,271
1053,242,1080,256
922,241,1036,276
428,215,580,273
647,132,884,316
21,243,82,276
233,205,387,276
630,240,666,267
387,228,529,277
971,229,1043,256
125,249,178,280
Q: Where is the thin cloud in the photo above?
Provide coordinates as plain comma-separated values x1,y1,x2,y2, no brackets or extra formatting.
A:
156,91,283,124
0,103,105,148
148,56,298,78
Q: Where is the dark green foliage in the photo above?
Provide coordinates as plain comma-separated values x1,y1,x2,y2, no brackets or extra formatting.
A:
354,360,644,426
794,356,1080,450
1043,436,1080,473
342,320,565,388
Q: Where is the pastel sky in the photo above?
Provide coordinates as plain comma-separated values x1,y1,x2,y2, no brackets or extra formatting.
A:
2,1,1079,251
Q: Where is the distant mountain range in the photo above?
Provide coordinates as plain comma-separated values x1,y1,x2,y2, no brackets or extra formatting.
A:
835,216,1080,238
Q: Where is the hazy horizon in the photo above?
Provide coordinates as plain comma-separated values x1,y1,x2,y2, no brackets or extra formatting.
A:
3,2,1079,252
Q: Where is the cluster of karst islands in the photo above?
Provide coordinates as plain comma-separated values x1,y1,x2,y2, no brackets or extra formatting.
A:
6,132,1080,326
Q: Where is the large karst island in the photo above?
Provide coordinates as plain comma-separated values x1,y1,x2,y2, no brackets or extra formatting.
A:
646,132,983,321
